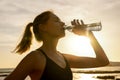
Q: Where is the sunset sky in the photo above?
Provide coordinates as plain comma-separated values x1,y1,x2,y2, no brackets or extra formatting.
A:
0,0,120,68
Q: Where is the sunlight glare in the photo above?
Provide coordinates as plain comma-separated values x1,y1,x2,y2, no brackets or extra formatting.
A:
58,33,96,57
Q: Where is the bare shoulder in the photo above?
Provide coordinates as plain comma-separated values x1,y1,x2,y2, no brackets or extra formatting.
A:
15,50,46,71
26,50,46,61
4,50,46,80
24,50,46,68
19,50,45,65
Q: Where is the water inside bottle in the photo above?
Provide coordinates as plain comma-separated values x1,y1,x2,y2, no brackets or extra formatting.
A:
64,22,102,31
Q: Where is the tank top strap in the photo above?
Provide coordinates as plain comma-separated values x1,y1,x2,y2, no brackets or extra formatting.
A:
37,49,48,58
37,49,70,67
61,54,70,67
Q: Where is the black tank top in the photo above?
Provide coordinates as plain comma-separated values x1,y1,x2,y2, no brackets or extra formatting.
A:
39,49,73,80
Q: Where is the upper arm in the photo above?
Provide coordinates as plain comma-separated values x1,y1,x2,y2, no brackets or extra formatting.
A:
5,51,45,80
63,54,108,68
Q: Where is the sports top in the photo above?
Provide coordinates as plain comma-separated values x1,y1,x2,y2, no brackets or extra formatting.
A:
39,49,73,80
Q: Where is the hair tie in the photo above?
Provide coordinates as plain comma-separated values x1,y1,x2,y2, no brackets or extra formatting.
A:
29,22,33,27
26,22,33,29
26,22,33,28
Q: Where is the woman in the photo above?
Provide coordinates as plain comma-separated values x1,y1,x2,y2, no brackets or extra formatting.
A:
5,11,109,80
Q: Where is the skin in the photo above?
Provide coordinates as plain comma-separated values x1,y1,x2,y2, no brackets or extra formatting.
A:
5,13,109,80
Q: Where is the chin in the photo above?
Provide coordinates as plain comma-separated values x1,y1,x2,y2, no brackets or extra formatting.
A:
61,33,65,37
57,33,65,39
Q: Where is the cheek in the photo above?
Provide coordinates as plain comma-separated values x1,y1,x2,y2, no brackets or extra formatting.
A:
45,27,55,35
48,28,60,37
45,23,61,35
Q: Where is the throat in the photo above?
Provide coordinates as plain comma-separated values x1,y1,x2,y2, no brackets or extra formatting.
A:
42,38,59,52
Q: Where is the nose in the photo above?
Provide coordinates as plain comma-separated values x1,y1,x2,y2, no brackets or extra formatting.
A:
61,21,65,26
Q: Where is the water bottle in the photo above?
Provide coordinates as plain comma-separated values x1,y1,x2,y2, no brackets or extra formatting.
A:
64,22,102,32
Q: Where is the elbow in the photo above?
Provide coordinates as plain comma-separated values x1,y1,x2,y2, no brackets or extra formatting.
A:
100,59,110,67
102,61,109,66
104,60,110,66
104,57,110,66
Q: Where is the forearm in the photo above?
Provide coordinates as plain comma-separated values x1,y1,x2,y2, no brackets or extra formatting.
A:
88,31,109,65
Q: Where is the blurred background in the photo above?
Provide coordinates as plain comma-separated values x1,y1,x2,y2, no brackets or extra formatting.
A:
0,0,120,68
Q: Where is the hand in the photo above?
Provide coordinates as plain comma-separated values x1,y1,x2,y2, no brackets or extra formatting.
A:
71,19,88,36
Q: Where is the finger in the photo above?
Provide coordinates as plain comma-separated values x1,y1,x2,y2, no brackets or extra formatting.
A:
71,20,74,25
71,19,76,25
77,19,80,25
81,20,85,25
73,19,76,25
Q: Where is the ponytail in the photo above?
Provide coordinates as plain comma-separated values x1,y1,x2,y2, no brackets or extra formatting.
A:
13,11,53,54
14,23,33,54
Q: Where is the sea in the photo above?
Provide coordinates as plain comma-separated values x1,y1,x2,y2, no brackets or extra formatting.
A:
0,66,120,80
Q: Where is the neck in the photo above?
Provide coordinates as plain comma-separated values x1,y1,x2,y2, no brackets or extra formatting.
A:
41,38,59,54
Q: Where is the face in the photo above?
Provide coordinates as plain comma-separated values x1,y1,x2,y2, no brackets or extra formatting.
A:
42,13,65,38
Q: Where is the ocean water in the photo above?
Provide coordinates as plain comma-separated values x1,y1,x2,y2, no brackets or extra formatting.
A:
0,66,120,80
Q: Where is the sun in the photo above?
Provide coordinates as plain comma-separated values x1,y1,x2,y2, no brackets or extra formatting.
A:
58,32,96,57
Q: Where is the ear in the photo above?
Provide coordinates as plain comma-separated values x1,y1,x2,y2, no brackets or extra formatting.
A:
39,24,47,32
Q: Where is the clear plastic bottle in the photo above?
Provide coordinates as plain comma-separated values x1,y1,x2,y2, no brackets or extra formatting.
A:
64,22,102,32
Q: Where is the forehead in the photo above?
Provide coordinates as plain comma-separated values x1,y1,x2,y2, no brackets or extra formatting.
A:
49,13,60,20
